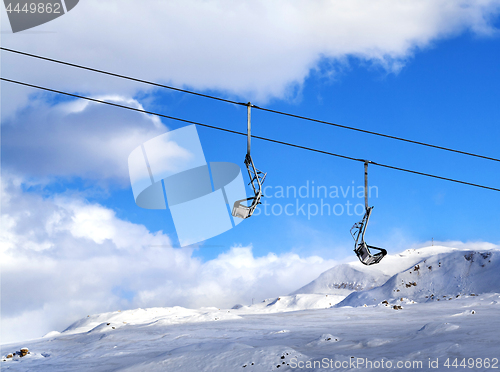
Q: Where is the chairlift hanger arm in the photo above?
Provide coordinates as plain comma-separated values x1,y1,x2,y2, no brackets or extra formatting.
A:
232,102,267,219
364,160,369,210
247,102,251,156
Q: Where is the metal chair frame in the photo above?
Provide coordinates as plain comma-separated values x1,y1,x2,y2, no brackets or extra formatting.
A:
232,103,267,219
350,161,387,265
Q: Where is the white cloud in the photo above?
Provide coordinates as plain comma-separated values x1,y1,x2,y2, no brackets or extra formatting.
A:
2,0,500,116
1,95,167,184
412,240,500,251
0,176,337,343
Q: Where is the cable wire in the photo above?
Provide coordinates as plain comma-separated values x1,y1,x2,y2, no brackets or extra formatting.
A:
2,46,499,164
2,77,499,193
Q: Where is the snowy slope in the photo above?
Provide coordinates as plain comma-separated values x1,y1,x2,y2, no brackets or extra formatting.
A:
290,264,390,296
235,293,345,313
338,250,500,307
291,246,460,298
241,247,465,310
362,245,461,276
2,294,500,371
2,245,500,372
59,306,242,336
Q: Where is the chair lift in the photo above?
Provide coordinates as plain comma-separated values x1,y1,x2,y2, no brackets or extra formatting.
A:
232,103,267,219
350,161,387,265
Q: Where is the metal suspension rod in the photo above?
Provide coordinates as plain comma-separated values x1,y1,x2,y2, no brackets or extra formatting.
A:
364,161,369,210
247,102,251,156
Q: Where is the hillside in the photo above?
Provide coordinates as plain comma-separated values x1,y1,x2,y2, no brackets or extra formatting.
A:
2,245,500,372
339,249,500,308
291,246,461,300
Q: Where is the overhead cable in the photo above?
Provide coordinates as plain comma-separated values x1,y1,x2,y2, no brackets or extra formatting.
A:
2,77,499,193
2,47,499,163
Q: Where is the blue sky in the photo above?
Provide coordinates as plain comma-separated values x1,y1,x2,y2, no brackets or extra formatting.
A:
101,30,500,260
2,0,500,343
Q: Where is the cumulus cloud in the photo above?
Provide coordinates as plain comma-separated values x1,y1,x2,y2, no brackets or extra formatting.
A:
0,176,337,343
2,0,500,116
1,96,167,184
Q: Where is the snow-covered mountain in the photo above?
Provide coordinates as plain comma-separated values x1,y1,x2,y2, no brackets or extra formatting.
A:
290,263,390,296
339,249,500,307
2,245,500,372
290,246,465,302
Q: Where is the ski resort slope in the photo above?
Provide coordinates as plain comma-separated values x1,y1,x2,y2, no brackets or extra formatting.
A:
2,246,500,372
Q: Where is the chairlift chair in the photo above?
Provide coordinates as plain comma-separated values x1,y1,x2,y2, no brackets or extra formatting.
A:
350,161,387,265
232,103,267,219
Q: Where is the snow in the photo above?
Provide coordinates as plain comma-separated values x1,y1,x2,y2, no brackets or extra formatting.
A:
291,245,462,301
2,246,500,371
59,306,242,336
235,294,345,313
338,249,500,307
290,264,390,297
